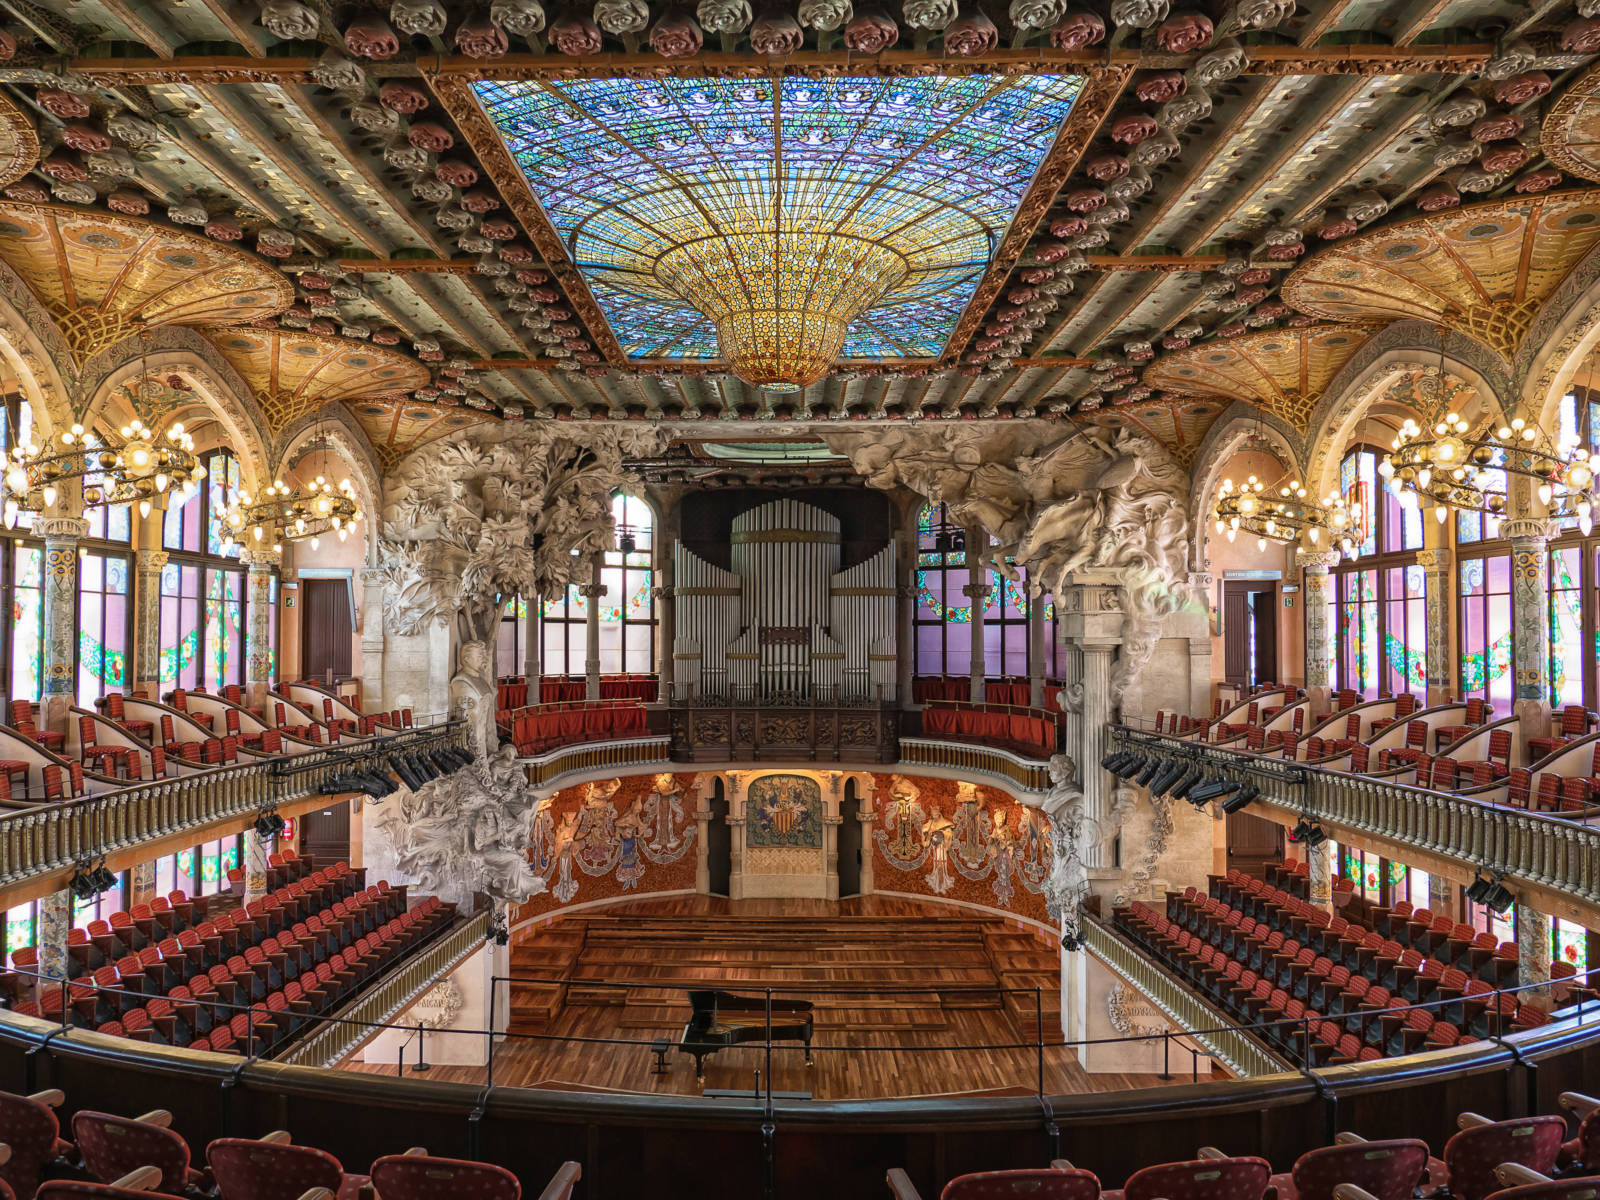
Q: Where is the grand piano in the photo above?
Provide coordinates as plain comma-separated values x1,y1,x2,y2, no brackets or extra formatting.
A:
678,989,815,1079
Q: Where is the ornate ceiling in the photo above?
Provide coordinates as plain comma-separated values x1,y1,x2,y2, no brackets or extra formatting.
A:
0,0,1592,470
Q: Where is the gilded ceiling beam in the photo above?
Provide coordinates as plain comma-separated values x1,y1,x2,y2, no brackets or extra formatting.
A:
53,43,1494,87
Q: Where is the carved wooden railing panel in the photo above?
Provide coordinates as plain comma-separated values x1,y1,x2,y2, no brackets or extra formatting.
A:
0,723,467,888
1111,727,1600,918
668,704,897,764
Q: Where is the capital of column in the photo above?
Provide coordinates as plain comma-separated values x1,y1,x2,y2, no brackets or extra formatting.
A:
651,585,672,600
240,548,281,569
960,583,992,600
1502,517,1558,544
135,548,169,572
578,583,607,599
360,566,386,585
1299,550,1341,573
1413,547,1452,569
36,515,89,540
1187,571,1214,592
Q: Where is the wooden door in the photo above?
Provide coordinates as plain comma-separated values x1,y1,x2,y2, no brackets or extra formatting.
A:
837,781,862,897
1250,589,1279,684
706,778,732,896
1222,582,1252,686
301,578,353,684
301,801,350,867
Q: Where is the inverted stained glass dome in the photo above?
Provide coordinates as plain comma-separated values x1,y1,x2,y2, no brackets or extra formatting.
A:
474,74,1082,384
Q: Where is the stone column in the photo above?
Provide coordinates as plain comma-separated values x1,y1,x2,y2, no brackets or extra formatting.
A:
244,826,272,906
1505,519,1554,738
37,888,71,983
1308,842,1333,914
1077,643,1117,869
690,777,711,894
964,534,990,703
523,593,542,687
822,772,842,902
1517,901,1551,1007
1300,551,1339,715
1027,587,1047,709
1415,547,1454,706
134,547,169,699
358,564,385,712
857,782,877,895
895,517,917,706
38,516,88,730
1429,873,1455,919
244,549,281,708
581,562,605,703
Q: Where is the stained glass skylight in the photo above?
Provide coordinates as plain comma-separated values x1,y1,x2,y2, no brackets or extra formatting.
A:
474,74,1082,366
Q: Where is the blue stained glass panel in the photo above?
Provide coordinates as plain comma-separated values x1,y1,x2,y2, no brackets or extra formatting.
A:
474,74,1082,361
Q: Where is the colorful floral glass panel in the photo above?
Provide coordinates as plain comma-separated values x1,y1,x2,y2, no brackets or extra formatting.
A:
9,544,43,703
77,552,129,706
1549,546,1585,708
1460,555,1512,710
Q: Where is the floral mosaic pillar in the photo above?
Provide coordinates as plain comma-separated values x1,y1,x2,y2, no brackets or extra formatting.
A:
1307,842,1332,914
1429,873,1454,915
128,859,157,906
37,888,70,983
38,516,88,730
243,549,280,708
134,548,168,697
1300,552,1338,714
245,826,272,905
582,562,605,703
964,529,988,703
1518,902,1551,1006
1414,547,1454,706
1504,518,1554,736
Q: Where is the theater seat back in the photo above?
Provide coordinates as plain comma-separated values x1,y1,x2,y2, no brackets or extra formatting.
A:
942,1169,1101,1200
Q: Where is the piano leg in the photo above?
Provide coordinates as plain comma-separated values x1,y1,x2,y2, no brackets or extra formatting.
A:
805,1028,814,1067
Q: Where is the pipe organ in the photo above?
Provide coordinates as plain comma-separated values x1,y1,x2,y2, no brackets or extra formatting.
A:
673,499,896,703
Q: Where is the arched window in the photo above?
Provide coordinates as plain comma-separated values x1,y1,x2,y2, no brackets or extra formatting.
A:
541,494,656,676
1329,445,1424,698
159,449,248,692
1,393,42,703
1548,385,1600,709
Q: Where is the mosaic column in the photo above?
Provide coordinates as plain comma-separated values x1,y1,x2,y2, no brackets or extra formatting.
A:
1028,587,1047,709
1414,547,1454,706
38,516,88,730
245,826,273,906
128,859,157,907
1428,873,1455,918
37,888,71,984
243,549,281,709
134,548,169,698
359,564,385,713
1300,551,1338,715
581,565,605,703
1504,518,1554,736
1517,902,1551,1006
1308,842,1333,914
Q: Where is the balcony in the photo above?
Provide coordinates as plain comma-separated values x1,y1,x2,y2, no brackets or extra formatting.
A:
1110,726,1600,922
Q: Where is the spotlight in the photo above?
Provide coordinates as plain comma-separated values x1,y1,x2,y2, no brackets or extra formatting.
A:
1289,819,1327,847
68,871,98,901
1466,872,1492,904
1221,785,1260,815
1169,768,1205,800
1111,754,1146,780
254,811,287,839
1136,757,1164,787
1149,760,1187,799
1190,779,1242,805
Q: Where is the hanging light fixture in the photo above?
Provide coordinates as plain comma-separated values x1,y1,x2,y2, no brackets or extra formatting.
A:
217,475,362,552
1212,475,1354,555
1,417,203,527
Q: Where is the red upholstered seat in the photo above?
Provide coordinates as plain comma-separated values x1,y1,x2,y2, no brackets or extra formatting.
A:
370,1154,522,1200
72,1111,207,1195
0,1088,75,1199
1485,1179,1600,1200
38,1183,173,1200
1437,1118,1566,1200
1101,1158,1271,1200
941,1169,1101,1200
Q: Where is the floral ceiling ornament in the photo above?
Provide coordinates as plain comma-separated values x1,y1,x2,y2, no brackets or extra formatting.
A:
697,0,752,33
260,0,322,39
1483,39,1536,80
492,0,548,34
391,0,448,35
1109,0,1169,28
1192,37,1248,85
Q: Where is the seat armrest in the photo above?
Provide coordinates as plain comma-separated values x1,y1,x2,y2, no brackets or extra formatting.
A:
29,1089,64,1107
259,1130,293,1144
1333,1132,1367,1145
110,1166,165,1191
1495,1165,1551,1187
886,1168,924,1200
1560,1091,1600,1117
535,1162,583,1200
1197,1147,1228,1160
1457,1111,1492,1129
134,1109,173,1127
1333,1186,1380,1200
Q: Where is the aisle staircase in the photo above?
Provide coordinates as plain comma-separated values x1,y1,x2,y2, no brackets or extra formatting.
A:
507,910,1061,1039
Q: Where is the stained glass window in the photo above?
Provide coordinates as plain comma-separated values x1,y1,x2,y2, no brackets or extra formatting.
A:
80,434,131,543
1459,554,1512,710
1330,447,1421,698
473,74,1083,362
1554,917,1590,973
916,502,973,678
9,544,43,703
1549,545,1586,709
1338,569,1379,697
1456,453,1506,544
541,494,655,675
1,394,35,531
1341,449,1377,559
204,567,243,690
206,451,241,558
497,596,527,678
163,483,202,553
77,551,129,706
1382,565,1426,696
159,562,202,690
4,901,33,956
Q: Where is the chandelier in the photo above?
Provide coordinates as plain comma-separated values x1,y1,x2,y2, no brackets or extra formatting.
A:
654,232,908,392
217,476,362,553
1380,411,1599,535
1212,475,1356,553
2,417,202,528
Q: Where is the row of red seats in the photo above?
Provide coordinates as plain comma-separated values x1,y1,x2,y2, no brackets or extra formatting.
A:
535,675,657,703
505,703,648,755
887,1100,1600,1200
0,1087,577,1200
10,865,377,1016
920,704,1059,758
911,677,1064,709
1505,746,1600,813
497,679,531,710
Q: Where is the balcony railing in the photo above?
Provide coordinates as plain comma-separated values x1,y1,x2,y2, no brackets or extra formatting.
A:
1081,915,1287,1079
0,722,467,889
897,738,1053,792
1110,726,1600,916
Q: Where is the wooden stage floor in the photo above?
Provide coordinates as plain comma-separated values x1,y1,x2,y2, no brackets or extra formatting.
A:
338,897,1200,1099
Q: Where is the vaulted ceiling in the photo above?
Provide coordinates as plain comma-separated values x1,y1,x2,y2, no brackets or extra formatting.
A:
0,0,1595,469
